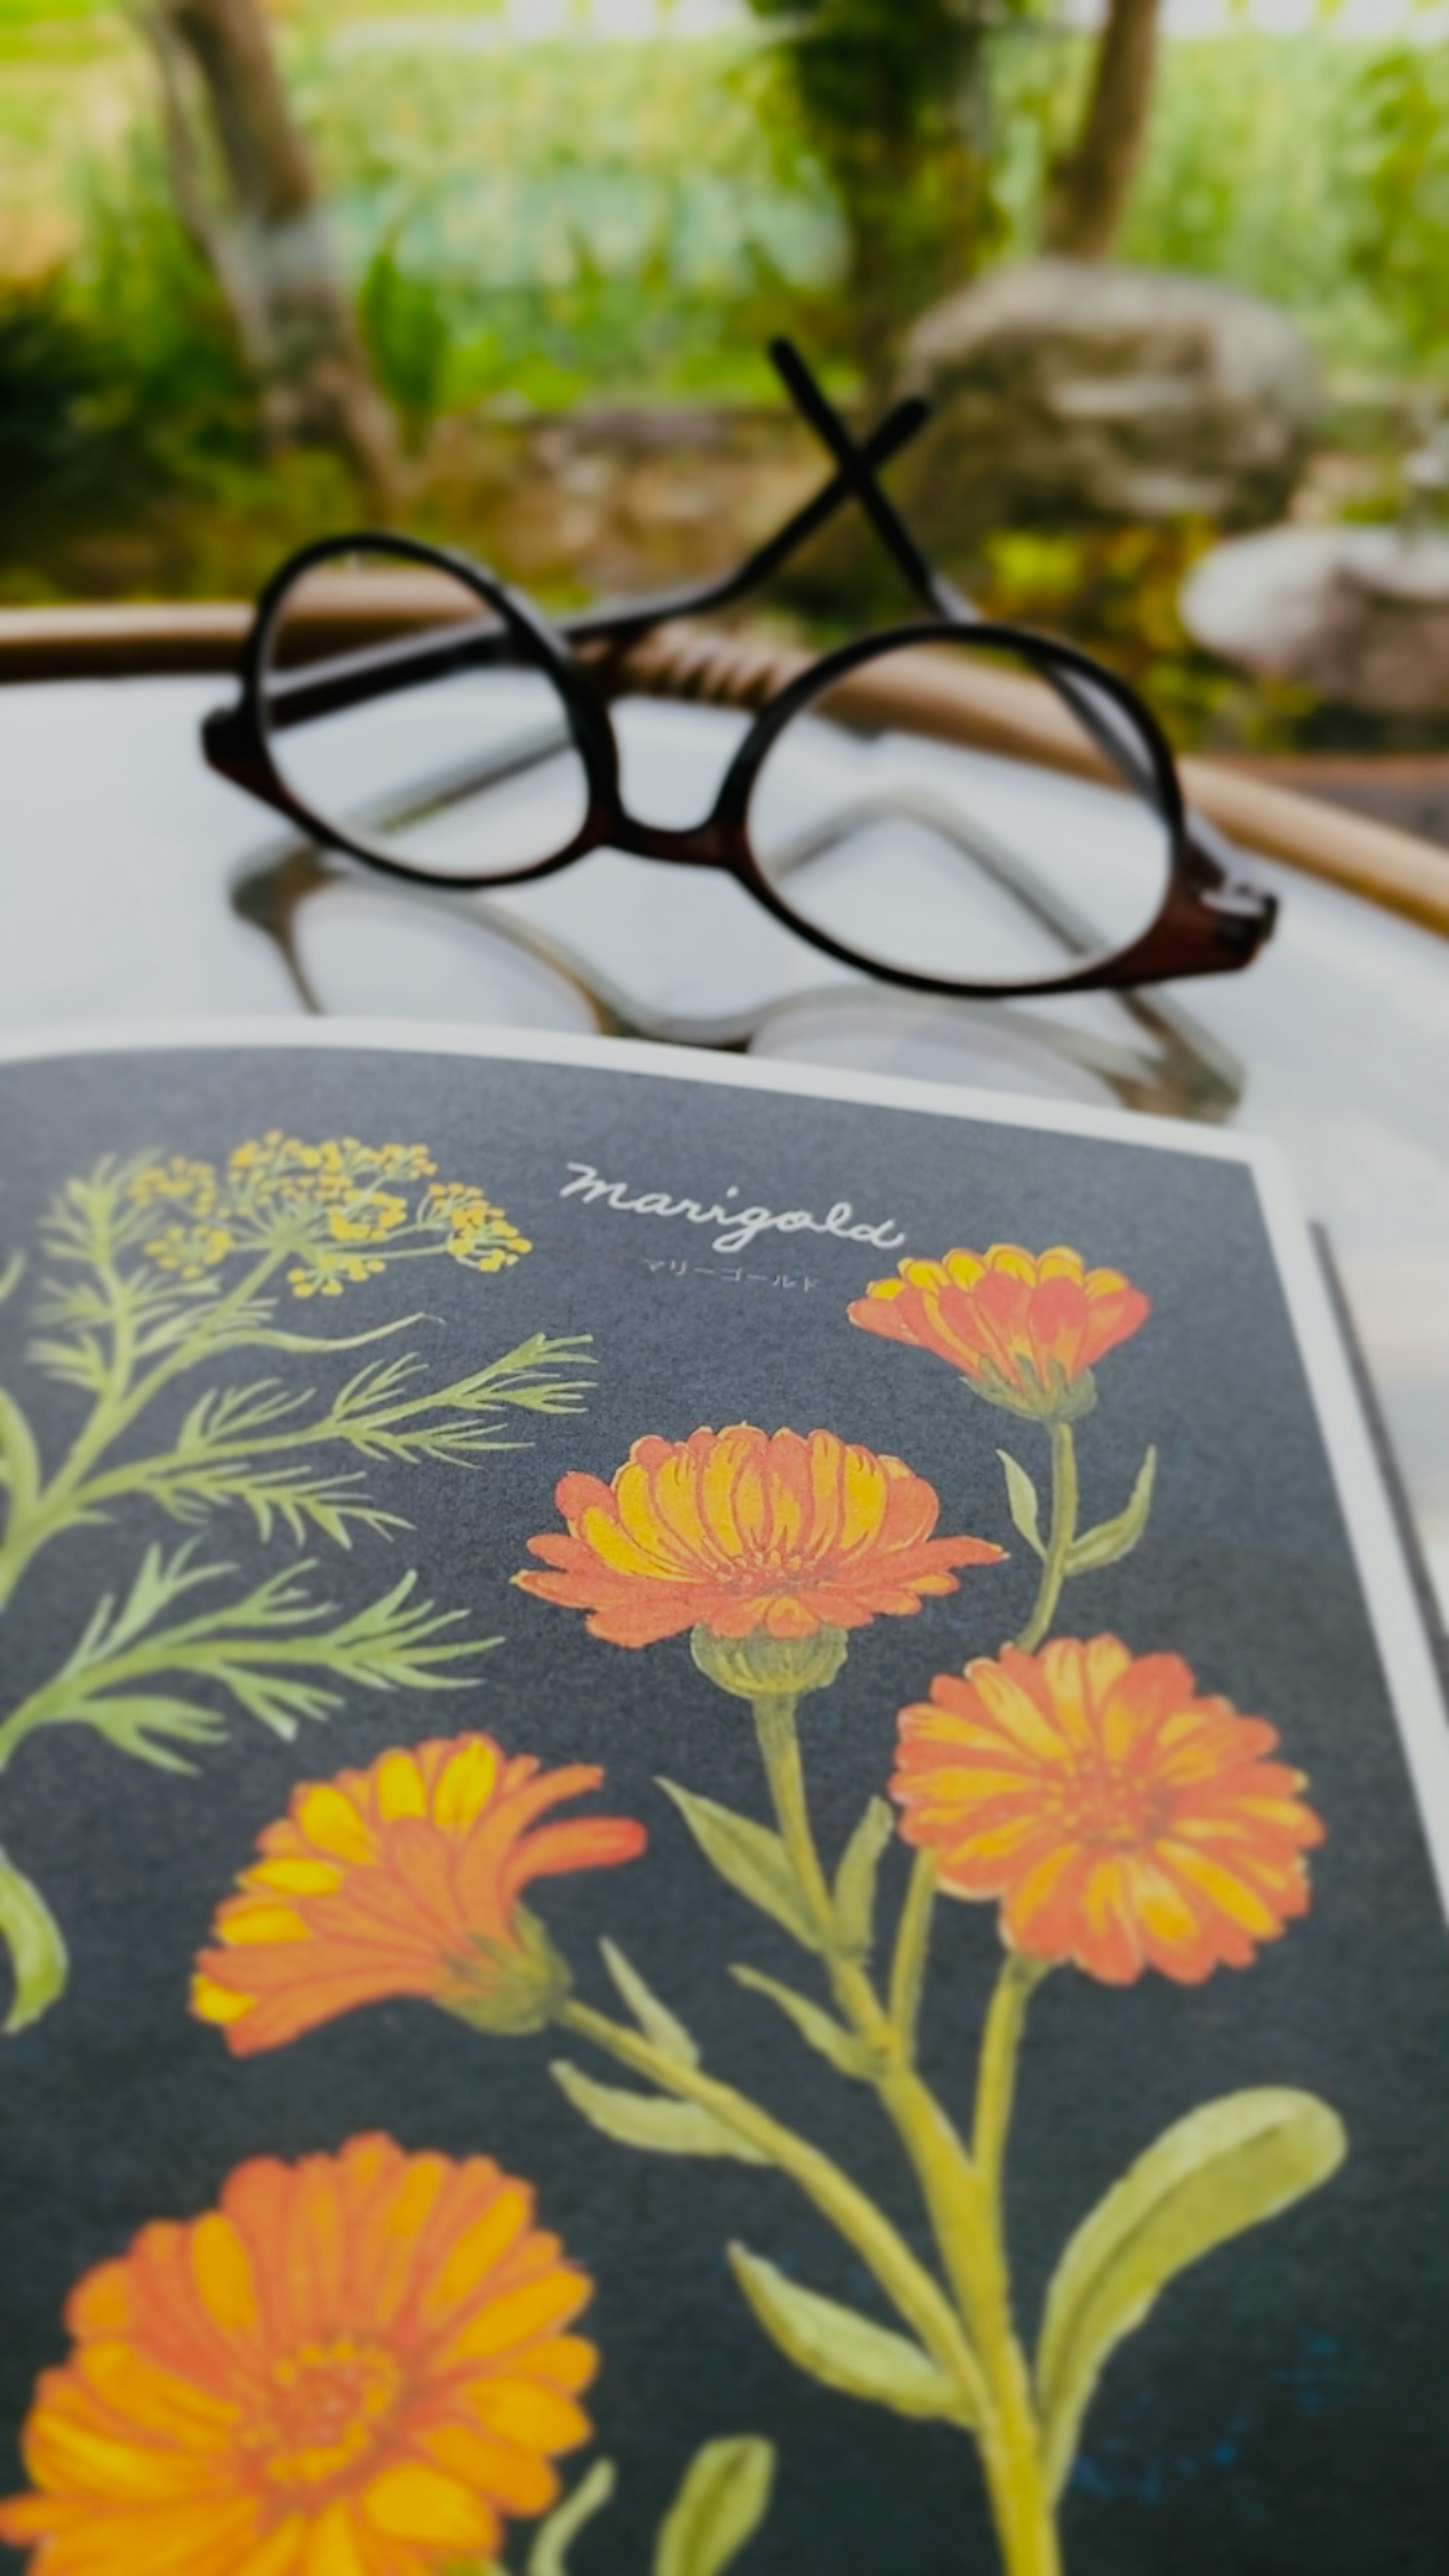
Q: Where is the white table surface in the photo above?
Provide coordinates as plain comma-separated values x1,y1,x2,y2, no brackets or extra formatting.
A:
4,673,1447,1623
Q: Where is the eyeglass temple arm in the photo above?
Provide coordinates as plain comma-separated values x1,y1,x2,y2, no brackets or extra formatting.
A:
764,347,1271,929
763,341,1184,807
560,385,930,645
765,337,975,624
211,386,933,755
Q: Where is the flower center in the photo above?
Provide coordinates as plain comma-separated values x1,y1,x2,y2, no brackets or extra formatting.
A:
1056,1759,1169,1849
246,2338,404,2491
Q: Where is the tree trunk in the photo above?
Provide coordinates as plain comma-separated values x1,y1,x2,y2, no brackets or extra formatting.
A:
1040,0,1161,261
135,0,403,506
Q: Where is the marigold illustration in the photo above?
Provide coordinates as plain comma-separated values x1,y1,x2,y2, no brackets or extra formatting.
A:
516,1423,1004,1648
126,1132,531,1296
848,1243,1149,1416
892,1634,1324,1984
192,1734,645,2053
0,2132,595,2576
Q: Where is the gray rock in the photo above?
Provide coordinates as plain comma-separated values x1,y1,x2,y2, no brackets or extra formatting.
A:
893,259,1323,550
1181,523,1449,715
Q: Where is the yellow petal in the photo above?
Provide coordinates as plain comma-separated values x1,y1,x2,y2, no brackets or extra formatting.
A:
299,2500,371,2576
362,2463,495,2547
218,1904,311,1948
190,2212,258,2335
434,1740,500,1831
26,2412,221,2505
191,1975,254,2027
78,2343,236,2445
441,2271,585,2365
423,2187,532,2324
985,1244,1038,1282
247,1860,344,1897
420,2422,557,2514
375,1752,427,1823
294,1786,375,1867
838,1446,888,1553
236,2516,309,2576
470,2378,591,2452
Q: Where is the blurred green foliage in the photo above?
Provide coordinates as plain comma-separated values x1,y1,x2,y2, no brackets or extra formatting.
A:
303,33,840,409
3,0,1449,737
1342,40,1449,367
741,0,1034,390
995,26,1449,376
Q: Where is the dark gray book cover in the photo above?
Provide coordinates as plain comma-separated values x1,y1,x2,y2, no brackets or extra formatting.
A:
0,1026,1444,2576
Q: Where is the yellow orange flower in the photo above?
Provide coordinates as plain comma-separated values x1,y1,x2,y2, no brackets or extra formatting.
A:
892,1635,1324,1985
848,1243,1149,1417
0,2131,596,2576
516,1423,1004,1649
192,1734,645,2056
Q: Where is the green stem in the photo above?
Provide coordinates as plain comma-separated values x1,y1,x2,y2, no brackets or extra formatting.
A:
889,1849,938,2059
1015,1419,1078,1653
973,1952,1051,2235
557,1993,987,2423
748,1693,1060,2576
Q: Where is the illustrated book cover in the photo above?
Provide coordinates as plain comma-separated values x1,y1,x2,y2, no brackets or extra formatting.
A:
0,1022,1444,2576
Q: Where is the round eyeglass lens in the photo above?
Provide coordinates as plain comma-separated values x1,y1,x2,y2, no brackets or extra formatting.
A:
290,881,601,1031
259,545,590,882
745,634,1175,987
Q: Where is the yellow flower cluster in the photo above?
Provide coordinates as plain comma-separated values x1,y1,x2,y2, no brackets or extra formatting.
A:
127,1156,221,1214
126,1134,530,1297
230,1133,436,1206
421,1180,532,1275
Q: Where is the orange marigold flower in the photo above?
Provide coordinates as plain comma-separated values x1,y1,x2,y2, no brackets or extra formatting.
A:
892,1635,1324,1986
848,1243,1150,1418
0,2131,596,2576
515,1423,1004,1650
192,1734,646,2056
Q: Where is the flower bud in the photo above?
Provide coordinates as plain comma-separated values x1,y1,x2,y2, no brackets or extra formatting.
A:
691,1623,849,1703
438,1906,572,2035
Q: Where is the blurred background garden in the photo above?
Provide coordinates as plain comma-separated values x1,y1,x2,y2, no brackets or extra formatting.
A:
6,0,1449,761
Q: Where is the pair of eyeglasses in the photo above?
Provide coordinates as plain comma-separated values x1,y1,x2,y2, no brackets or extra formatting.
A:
203,342,1275,1001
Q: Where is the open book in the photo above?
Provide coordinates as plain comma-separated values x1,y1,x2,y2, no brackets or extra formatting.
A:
0,1024,1444,2576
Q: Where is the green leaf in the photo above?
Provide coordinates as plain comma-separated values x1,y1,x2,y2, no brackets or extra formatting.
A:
128,1457,408,1551
0,1250,23,1304
0,1840,69,2035
551,2061,768,2163
74,1693,232,1771
657,1779,821,1952
18,1553,491,1755
731,1966,868,2078
1037,2086,1347,2498
997,1449,1046,1560
832,1797,895,1958
527,2459,617,2576
654,2437,775,2576
601,1939,699,2066
1064,1445,1157,1578
728,2246,969,2425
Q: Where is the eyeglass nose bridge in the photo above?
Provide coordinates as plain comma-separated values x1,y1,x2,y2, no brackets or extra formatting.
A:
588,802,741,873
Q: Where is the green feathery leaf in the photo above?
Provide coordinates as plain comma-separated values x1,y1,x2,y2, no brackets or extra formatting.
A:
6,1548,490,1768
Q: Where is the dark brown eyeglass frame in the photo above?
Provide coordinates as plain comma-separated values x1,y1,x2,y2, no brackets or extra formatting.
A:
202,340,1275,1004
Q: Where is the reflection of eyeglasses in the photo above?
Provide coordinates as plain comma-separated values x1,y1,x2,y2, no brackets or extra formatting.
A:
203,340,1275,1001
